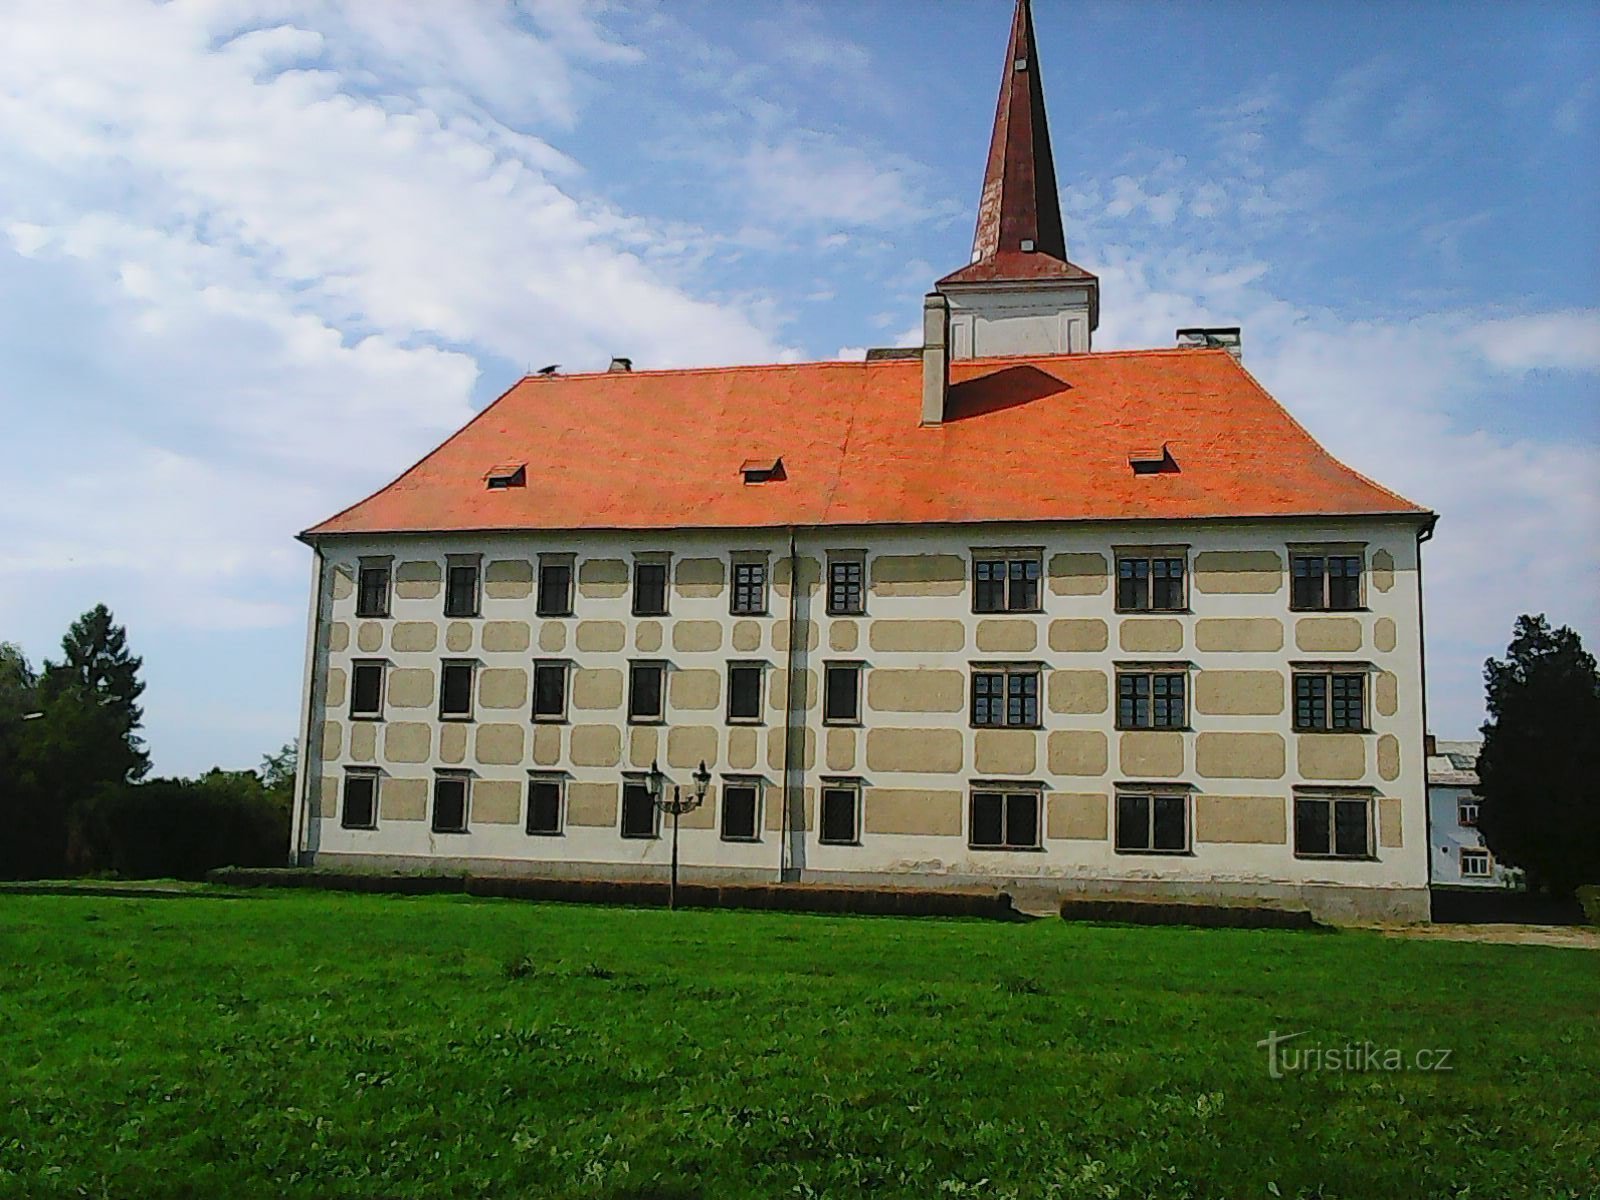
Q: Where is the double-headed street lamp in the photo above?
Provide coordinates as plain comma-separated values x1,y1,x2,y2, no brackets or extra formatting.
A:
647,758,711,911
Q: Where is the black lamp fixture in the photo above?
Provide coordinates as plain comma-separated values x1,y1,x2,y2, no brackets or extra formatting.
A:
649,758,711,911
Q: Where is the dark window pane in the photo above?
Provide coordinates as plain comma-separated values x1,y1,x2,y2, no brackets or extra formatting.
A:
537,562,572,616
1152,558,1185,610
974,560,1006,612
1006,793,1039,848
440,663,473,717
1328,556,1362,610
1152,673,1185,728
357,565,389,617
1152,795,1187,850
820,787,858,844
621,783,656,838
1294,674,1327,731
828,560,863,614
633,563,668,616
445,563,478,617
972,671,1005,726
342,774,377,829
1116,793,1150,851
1291,556,1325,610
432,778,467,833
1118,558,1149,610
1295,797,1330,856
1007,559,1040,611
728,665,762,720
824,664,859,723
732,563,766,614
1330,674,1365,730
1334,799,1370,857
1118,673,1150,728
721,785,758,841
351,662,384,717
527,780,561,835
628,663,663,721
532,663,566,719
1007,671,1039,726
970,792,1004,847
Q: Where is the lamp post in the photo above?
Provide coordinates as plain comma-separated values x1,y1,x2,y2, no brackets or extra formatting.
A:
648,758,711,911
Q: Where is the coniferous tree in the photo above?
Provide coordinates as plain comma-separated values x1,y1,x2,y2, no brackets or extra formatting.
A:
41,604,150,785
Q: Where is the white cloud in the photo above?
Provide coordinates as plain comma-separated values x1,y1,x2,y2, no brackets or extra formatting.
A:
1471,310,1600,372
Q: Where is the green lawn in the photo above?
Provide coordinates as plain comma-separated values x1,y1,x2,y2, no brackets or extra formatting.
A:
2,893,1595,1199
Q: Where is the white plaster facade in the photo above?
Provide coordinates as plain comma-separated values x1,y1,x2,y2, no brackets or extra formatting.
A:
1427,740,1517,888
944,282,1095,358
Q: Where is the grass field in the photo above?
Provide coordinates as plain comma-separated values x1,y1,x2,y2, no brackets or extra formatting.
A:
2,892,1596,1199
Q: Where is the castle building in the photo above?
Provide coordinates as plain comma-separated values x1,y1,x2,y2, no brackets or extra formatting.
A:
290,0,1436,921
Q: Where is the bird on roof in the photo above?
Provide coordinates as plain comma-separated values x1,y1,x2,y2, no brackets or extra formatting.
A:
535,364,560,376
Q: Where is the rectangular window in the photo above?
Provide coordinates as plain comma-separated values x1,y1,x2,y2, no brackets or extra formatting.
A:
827,557,865,615
621,780,658,839
823,662,861,724
356,561,391,618
341,771,378,830
720,781,760,842
727,662,764,723
532,660,568,722
526,776,562,836
633,560,669,617
1294,793,1372,858
537,557,573,617
971,666,1040,728
439,660,475,720
1116,670,1188,729
820,781,860,845
731,560,768,615
432,773,469,834
973,554,1041,613
349,660,385,719
1117,555,1186,612
628,661,665,724
444,559,479,618
1293,671,1367,732
1115,792,1190,854
1458,800,1479,828
1291,553,1363,611
1460,849,1491,878
969,789,1042,850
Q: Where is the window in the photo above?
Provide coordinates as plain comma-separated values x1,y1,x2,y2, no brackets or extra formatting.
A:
526,776,562,836
1115,792,1190,854
1117,555,1186,612
820,781,861,845
971,666,1040,728
349,660,385,719
432,773,469,834
1117,669,1188,729
532,660,568,722
621,779,658,839
444,558,479,618
727,662,764,723
537,556,573,617
356,560,391,618
720,781,760,842
484,463,526,490
439,660,475,720
973,554,1041,613
1293,670,1367,732
1458,800,1479,828
1294,793,1372,859
731,560,768,615
633,560,669,617
341,771,378,830
1460,849,1491,878
628,661,665,724
969,788,1042,850
1291,553,1363,611
827,557,865,615
823,662,861,724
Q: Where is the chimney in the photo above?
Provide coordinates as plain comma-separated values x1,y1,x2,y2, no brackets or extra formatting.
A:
921,292,950,426
608,356,633,373
1176,327,1242,361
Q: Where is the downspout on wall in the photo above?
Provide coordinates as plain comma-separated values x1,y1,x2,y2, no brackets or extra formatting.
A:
288,542,329,864
1416,515,1438,897
780,528,805,883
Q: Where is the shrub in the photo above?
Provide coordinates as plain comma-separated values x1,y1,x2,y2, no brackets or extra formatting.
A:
1579,886,1600,928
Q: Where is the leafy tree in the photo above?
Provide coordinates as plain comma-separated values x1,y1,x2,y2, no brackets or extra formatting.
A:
260,740,298,801
1477,615,1600,898
0,643,55,879
41,604,150,785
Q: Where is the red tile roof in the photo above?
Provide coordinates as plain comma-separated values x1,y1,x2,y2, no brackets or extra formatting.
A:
304,349,1428,538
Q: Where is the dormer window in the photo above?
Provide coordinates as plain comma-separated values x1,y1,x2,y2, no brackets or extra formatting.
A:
485,464,526,490
1129,446,1177,475
741,457,785,485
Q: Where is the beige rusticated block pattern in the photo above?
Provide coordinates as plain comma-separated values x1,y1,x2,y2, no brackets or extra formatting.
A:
1048,793,1108,840
532,725,562,767
578,558,628,599
446,622,473,653
870,554,965,597
475,724,526,766
866,669,964,713
538,622,567,653
395,560,442,600
479,668,528,710
1375,672,1398,717
976,619,1038,654
357,622,383,653
1047,552,1109,596
975,729,1037,775
328,622,350,652
768,668,818,711
773,620,818,653
1377,734,1401,782
1193,550,1284,594
1194,670,1284,717
482,621,531,653
767,727,816,771
727,726,759,770
473,780,523,825
439,724,467,765
1119,731,1185,777
863,788,963,836
350,723,376,763
484,559,533,600
1048,670,1108,715
1195,618,1283,653
773,556,821,597
866,728,963,773
1195,732,1285,779
384,723,431,763
829,620,859,652
391,622,438,653
672,621,723,653
869,620,966,653
315,777,340,820
732,621,762,652
763,786,815,832
1371,550,1396,593
674,557,725,598
1049,619,1109,653
1195,795,1286,844
1297,735,1365,781
1374,617,1397,653
572,668,623,710
1119,619,1183,654
1295,618,1362,654
577,621,626,653
629,726,659,769
386,668,434,709
668,725,718,770
669,669,720,711
1379,796,1403,847
570,724,622,767
320,721,342,759
1048,730,1108,776
330,567,354,602
567,782,619,827
325,667,348,708
380,777,428,822
635,621,663,652
678,791,716,830
826,727,856,772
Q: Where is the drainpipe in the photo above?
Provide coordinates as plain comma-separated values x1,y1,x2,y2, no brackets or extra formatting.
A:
780,528,803,882
288,542,329,864
1416,515,1438,900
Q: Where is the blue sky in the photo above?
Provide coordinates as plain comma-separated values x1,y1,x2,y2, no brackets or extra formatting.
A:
1,0,1595,775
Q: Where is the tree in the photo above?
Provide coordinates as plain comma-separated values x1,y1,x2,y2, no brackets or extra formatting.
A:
260,740,298,801
1477,615,1600,898
41,604,150,785
0,643,53,879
